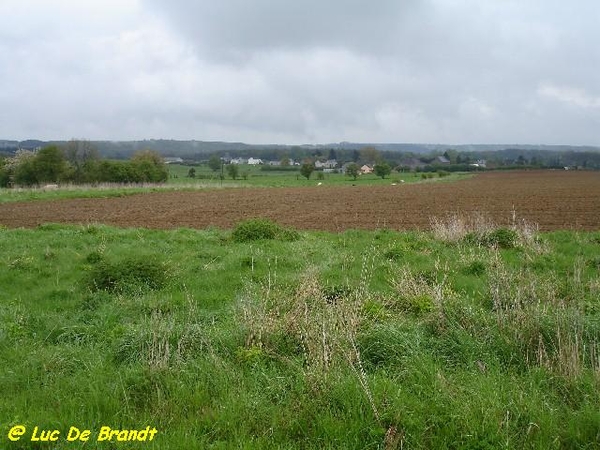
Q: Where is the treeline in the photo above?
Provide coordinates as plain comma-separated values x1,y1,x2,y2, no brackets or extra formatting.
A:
0,143,168,187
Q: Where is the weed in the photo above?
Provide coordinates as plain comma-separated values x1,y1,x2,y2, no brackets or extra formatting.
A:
389,265,455,316
486,255,599,378
43,247,56,260
586,257,600,270
431,211,545,254
115,304,205,370
8,255,35,270
322,284,352,304
235,346,266,365
85,251,103,264
430,213,495,243
483,228,518,249
238,257,383,421
384,247,403,261
462,260,486,276
362,299,388,322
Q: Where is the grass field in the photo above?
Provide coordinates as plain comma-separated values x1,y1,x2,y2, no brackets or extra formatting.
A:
0,164,467,204
1,214,599,448
167,163,440,187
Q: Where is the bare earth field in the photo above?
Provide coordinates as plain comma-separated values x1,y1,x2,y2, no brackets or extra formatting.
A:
1,171,599,231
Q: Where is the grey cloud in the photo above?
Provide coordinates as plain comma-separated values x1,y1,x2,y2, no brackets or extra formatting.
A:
1,0,599,144
144,0,420,60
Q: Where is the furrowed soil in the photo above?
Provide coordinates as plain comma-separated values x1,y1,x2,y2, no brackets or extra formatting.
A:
1,171,599,231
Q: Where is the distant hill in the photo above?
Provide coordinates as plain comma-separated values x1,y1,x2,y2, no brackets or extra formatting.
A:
1,139,599,160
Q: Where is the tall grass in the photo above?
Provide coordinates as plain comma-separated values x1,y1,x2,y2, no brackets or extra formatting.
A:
430,209,544,252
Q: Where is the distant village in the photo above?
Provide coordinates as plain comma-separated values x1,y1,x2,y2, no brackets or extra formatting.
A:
164,154,489,174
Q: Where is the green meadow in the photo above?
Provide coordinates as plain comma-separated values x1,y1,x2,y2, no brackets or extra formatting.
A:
167,163,469,188
1,216,599,449
0,164,469,204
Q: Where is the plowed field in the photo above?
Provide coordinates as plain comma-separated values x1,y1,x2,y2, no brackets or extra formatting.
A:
1,171,599,231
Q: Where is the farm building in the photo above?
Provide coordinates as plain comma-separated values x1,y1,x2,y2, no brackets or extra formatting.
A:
315,159,338,169
164,157,183,164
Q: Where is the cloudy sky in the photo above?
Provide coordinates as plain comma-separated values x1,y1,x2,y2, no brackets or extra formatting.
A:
1,0,599,145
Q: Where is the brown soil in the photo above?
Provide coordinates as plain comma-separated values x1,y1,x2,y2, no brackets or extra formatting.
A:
1,171,599,231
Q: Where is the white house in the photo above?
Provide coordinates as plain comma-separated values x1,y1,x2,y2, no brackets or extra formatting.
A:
247,157,263,165
360,164,373,174
470,159,487,168
315,159,338,169
164,157,183,164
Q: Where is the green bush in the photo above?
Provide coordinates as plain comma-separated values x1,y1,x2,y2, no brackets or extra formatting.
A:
88,255,169,293
232,218,299,242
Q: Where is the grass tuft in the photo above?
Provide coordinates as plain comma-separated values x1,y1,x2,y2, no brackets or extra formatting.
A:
87,254,170,294
231,218,300,242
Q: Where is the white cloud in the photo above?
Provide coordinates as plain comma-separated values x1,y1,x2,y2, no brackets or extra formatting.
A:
538,83,600,109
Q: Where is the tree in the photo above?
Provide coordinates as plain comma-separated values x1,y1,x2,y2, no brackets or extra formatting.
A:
280,157,290,166
345,162,359,180
226,163,239,180
10,150,37,186
300,163,314,180
130,150,168,182
208,155,221,172
33,145,68,183
62,140,99,183
187,167,196,178
360,146,381,164
328,148,337,161
516,155,528,166
374,162,391,179
0,158,10,187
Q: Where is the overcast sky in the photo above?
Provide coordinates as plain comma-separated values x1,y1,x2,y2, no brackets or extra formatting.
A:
1,0,599,145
